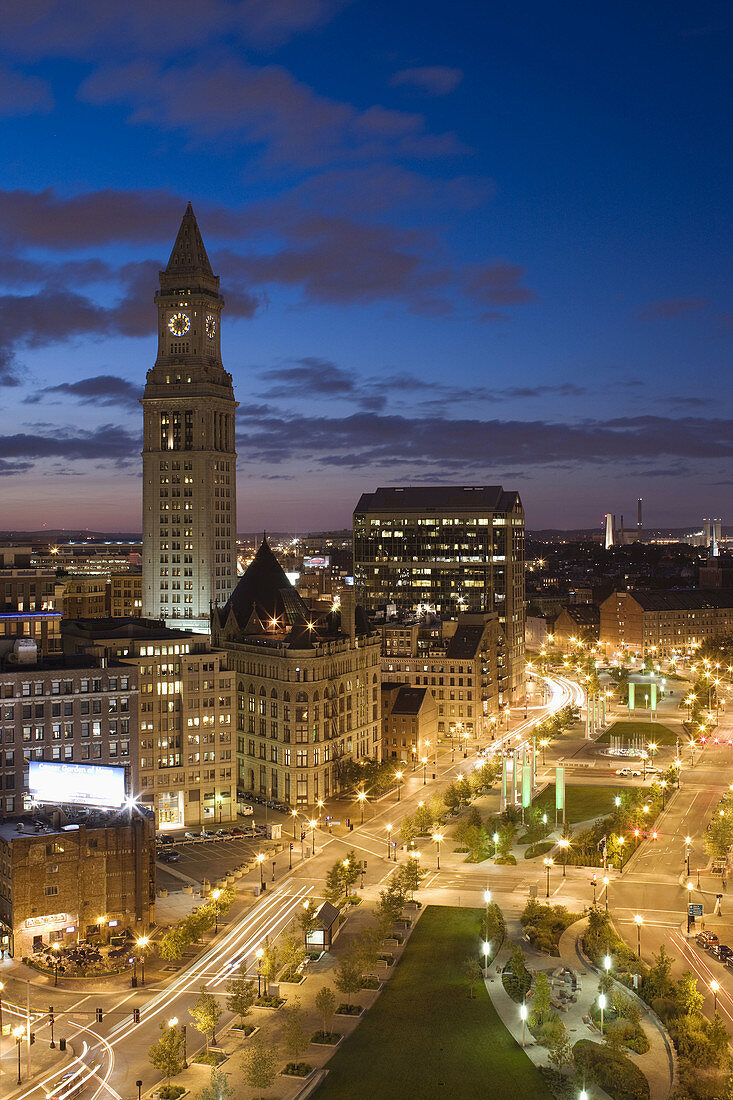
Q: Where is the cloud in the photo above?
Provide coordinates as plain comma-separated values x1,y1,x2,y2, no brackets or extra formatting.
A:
26,374,142,408
0,65,53,117
262,358,356,397
637,298,709,321
0,424,139,466
464,262,535,318
79,56,464,167
391,66,463,96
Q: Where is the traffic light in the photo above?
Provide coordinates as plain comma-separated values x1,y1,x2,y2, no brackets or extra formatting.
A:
133,1008,140,1023
49,1007,54,1024
300,831,305,841
30,1032,35,1045
289,842,293,851
96,1008,103,1023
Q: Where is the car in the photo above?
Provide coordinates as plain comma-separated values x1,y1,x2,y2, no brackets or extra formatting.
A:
712,944,733,962
615,768,630,776
156,833,174,846
184,831,198,841
216,829,233,838
241,805,254,817
697,931,719,948
230,827,244,836
160,850,180,863
199,829,214,839
630,770,642,777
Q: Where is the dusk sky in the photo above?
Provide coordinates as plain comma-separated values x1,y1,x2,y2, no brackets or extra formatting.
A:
0,1,731,534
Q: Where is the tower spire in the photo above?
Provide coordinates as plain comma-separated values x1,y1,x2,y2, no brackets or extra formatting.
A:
165,202,214,277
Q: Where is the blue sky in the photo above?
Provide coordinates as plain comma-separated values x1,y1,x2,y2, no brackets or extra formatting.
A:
0,0,731,532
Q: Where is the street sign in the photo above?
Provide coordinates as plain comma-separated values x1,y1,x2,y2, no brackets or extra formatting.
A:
688,904,703,916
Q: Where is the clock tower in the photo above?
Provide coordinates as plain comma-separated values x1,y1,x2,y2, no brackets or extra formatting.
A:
142,203,238,631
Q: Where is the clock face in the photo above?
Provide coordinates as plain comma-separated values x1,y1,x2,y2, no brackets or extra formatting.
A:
168,312,190,337
205,314,217,338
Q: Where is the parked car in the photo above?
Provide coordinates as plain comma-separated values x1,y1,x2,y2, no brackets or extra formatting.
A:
184,831,198,841
241,805,254,817
156,833,174,846
199,829,214,839
230,827,244,836
216,829,233,838
160,850,180,863
697,931,719,948
615,768,630,776
711,943,733,962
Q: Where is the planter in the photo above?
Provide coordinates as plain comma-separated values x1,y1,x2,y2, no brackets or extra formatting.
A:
230,1024,259,1037
279,973,306,985
280,1063,313,1078
254,996,286,1009
156,1087,188,1100
335,1004,363,1017
360,978,381,990
192,1052,227,1067
310,1031,342,1045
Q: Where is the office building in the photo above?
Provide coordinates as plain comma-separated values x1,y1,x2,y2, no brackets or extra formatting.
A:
142,204,237,631
354,486,525,696
109,571,143,618
213,539,381,806
600,589,733,656
0,570,63,659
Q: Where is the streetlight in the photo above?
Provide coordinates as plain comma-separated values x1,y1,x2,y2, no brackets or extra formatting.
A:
256,854,265,891
386,824,393,859
211,887,222,931
291,808,298,840
603,954,612,977
598,993,606,1035
433,831,443,871
357,790,367,824
482,940,491,978
686,881,694,934
617,836,625,872
51,940,61,986
137,935,149,984
13,1025,24,1085
309,818,317,855
603,875,610,913
421,756,428,785
519,1001,528,1047
317,799,324,823
685,836,691,877
711,979,720,1014
559,837,570,877
342,858,350,898
544,856,554,899
255,946,264,997
634,914,643,957
395,770,403,802
660,779,667,811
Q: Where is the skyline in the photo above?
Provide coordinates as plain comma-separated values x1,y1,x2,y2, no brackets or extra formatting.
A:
0,2,732,531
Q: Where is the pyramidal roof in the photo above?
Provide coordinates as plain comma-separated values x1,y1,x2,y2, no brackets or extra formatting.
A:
220,538,310,632
165,202,214,277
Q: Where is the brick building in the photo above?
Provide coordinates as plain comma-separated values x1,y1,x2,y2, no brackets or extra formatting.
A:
381,684,438,764
600,589,733,656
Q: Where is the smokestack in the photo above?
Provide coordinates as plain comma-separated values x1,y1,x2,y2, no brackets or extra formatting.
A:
604,513,614,550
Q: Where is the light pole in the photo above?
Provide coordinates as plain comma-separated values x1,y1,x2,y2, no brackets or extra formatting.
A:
482,940,491,978
493,832,499,860
603,875,610,913
168,1017,187,1069
685,836,691,877
433,831,443,871
342,858,350,898
395,771,403,802
256,854,265,891
711,979,720,1014
137,935,149,984
634,914,643,957
51,940,61,985
617,836,625,872
13,1026,24,1085
660,780,667,811
559,837,569,877
686,881,694,934
386,824,393,859
309,818,317,855
291,808,298,840
544,856,554,899
211,887,221,931
358,790,366,824
598,993,606,1035
421,756,428,785
256,946,264,997
603,954,612,979
317,799,324,824
520,1001,527,1047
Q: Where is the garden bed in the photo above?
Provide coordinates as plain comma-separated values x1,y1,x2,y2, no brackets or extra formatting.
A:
158,1086,187,1100
254,995,286,1008
192,1052,227,1067
281,1062,313,1077
360,977,381,990
336,1004,362,1016
311,1030,342,1045
230,1024,258,1037
572,1039,650,1100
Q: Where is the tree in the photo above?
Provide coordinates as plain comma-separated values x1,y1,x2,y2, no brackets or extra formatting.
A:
353,925,382,977
443,782,461,811
159,927,186,962
644,945,673,1001
259,935,281,987
463,824,487,862
298,899,320,947
509,944,529,993
546,1021,573,1073
334,955,363,999
396,857,423,900
529,971,551,1028
241,1038,277,1095
341,849,361,893
149,1021,186,1086
706,1012,730,1068
315,986,336,1034
279,929,305,978
282,997,309,1061
399,814,418,846
324,862,344,904
464,956,483,998
675,970,704,1017
196,1068,235,1100
225,964,256,1028
377,880,405,924
414,802,433,833
189,987,222,1051
611,989,641,1026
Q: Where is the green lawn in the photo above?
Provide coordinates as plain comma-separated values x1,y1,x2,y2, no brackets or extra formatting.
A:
314,906,553,1100
533,783,619,825
595,720,679,747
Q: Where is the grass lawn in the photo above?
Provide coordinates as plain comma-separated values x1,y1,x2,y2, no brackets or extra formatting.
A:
314,906,553,1100
595,720,678,746
533,783,619,825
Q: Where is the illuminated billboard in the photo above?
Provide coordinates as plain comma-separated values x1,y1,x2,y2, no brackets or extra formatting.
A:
29,761,126,809
303,555,330,569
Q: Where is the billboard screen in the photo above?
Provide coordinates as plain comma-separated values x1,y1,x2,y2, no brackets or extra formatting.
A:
29,761,126,809
303,555,330,569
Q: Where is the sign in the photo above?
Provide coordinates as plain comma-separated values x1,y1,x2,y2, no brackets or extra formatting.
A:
24,913,69,929
29,761,126,809
688,904,703,916
303,555,330,569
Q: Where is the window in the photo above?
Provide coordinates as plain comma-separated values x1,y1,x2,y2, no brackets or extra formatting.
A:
44,885,59,897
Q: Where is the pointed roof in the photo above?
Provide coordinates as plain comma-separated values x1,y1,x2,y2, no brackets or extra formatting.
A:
220,538,310,633
165,203,214,277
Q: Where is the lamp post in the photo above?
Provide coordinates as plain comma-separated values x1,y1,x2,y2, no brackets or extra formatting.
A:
211,888,222,932
520,1001,528,1047
598,993,606,1035
603,875,610,913
136,1082,143,1100
433,832,443,871
421,756,428,785
482,940,491,978
686,881,694,934
711,979,720,1014
660,780,667,811
493,832,499,860
13,1026,24,1085
685,837,691,877
603,954,612,979
137,936,149,985
617,836,625,872
317,799,324,824
544,856,554,899
51,940,61,986
634,914,643,957
309,818,317,856
395,771,403,802
255,946,264,997
559,837,569,877
256,854,265,891
386,824,392,859
357,790,366,824
342,859,350,898
291,808,298,840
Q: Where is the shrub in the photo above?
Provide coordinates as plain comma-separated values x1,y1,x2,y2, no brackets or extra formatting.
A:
311,1030,341,1044
158,1087,185,1099
282,1062,312,1077
573,1039,650,1100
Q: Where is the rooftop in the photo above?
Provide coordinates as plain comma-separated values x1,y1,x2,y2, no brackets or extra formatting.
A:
624,588,733,612
354,485,522,514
